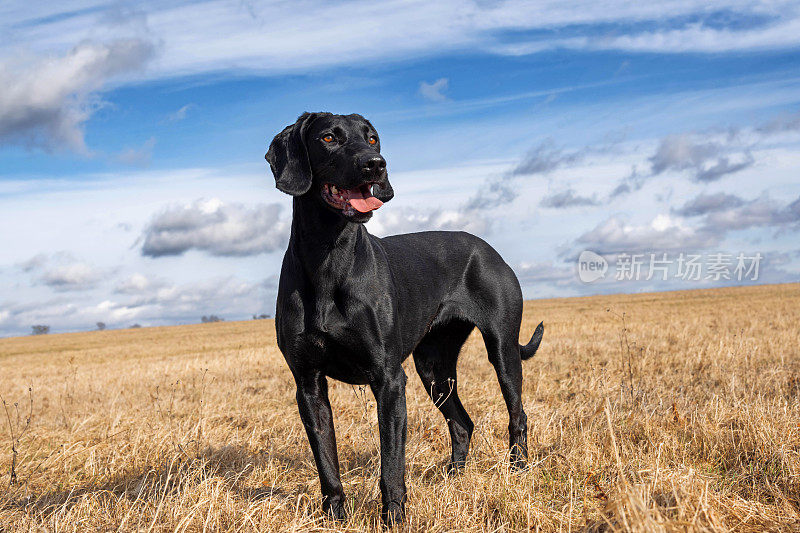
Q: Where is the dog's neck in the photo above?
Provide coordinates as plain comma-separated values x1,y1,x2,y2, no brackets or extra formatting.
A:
289,194,370,283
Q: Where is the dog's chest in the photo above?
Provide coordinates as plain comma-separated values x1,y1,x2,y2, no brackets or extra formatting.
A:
308,293,381,349
297,320,376,385
296,285,391,363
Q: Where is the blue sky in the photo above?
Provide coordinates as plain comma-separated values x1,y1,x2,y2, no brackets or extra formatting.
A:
1,0,799,336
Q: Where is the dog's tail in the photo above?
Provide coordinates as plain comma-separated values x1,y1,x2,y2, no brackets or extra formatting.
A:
519,321,544,361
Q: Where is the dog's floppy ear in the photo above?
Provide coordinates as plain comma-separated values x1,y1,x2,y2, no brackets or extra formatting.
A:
265,112,322,196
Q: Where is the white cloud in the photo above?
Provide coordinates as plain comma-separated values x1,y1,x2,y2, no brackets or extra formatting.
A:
588,17,800,54
648,133,754,182
419,78,449,102
571,214,719,255
700,194,800,233
19,253,108,292
758,110,800,134
0,275,275,335
540,188,600,208
117,137,156,167
115,273,166,294
672,192,746,217
463,139,586,211
496,19,800,56
0,38,155,152
40,262,104,291
516,261,574,284
5,1,800,86
609,115,800,198
164,103,195,123
99,276,274,326
141,199,288,257
18,253,48,273
370,207,489,237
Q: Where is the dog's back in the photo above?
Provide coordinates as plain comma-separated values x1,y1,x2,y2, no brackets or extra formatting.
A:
375,230,521,351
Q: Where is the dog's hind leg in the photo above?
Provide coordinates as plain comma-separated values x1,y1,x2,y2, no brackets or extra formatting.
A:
413,319,475,472
482,326,528,469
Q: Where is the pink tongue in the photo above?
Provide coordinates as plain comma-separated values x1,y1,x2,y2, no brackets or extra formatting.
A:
347,186,383,213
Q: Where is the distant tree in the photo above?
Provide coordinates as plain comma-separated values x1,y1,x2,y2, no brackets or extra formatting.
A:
130,324,142,329
201,315,223,323
96,322,106,331
252,314,271,320
31,325,50,335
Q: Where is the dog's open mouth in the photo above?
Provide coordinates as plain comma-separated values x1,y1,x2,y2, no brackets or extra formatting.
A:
321,183,383,216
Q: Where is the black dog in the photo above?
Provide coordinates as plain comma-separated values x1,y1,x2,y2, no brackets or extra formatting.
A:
266,112,543,525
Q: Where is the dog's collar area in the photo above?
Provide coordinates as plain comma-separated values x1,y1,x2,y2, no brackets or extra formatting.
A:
321,182,383,215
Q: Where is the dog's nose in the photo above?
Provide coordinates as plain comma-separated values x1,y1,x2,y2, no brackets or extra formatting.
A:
361,155,386,175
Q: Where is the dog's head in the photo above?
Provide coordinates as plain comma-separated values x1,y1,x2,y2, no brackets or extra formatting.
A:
266,112,394,223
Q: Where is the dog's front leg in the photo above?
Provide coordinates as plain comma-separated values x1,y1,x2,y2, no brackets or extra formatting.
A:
371,367,408,525
294,371,346,520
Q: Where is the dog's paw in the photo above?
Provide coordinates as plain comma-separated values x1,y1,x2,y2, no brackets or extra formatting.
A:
510,443,528,471
510,457,528,471
322,496,347,521
445,458,467,476
381,501,405,527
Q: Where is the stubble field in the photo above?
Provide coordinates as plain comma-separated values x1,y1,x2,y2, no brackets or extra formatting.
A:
1,283,799,532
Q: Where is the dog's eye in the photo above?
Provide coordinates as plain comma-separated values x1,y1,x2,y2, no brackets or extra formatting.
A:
322,134,335,143
368,136,378,145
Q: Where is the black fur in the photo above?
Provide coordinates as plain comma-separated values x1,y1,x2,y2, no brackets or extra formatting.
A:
266,112,544,525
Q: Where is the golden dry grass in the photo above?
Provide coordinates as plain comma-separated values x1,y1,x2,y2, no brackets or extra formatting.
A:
1,283,799,532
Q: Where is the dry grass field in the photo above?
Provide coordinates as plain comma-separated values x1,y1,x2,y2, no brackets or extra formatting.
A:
1,283,799,532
